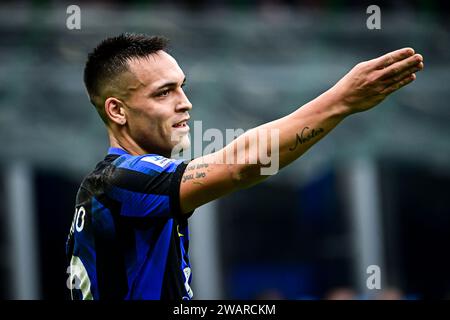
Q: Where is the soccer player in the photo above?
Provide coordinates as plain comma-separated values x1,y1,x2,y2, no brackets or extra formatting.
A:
66,33,423,300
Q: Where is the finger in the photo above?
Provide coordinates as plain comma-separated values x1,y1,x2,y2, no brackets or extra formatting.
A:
383,62,424,86
371,47,415,70
381,73,416,95
379,54,423,80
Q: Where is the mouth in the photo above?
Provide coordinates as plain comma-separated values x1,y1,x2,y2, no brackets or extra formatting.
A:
172,119,190,131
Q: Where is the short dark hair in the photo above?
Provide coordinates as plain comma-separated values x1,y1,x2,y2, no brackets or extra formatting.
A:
84,33,169,123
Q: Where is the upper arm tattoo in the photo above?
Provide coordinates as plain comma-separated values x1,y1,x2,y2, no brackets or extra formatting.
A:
182,163,209,185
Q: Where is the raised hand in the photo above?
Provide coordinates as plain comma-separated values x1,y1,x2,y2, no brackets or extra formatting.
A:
332,48,424,115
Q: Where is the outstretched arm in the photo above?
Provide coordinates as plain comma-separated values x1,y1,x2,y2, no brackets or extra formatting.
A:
179,48,424,214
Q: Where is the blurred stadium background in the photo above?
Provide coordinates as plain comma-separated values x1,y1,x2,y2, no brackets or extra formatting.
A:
0,0,449,300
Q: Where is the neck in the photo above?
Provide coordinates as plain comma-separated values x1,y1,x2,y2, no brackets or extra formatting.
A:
108,130,146,156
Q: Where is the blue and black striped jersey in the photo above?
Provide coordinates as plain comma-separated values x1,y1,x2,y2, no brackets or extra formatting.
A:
66,147,193,300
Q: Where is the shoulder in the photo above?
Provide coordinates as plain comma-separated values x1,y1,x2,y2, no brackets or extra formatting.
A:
112,153,188,175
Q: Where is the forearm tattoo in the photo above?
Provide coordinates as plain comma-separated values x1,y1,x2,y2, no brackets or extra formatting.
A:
289,127,324,151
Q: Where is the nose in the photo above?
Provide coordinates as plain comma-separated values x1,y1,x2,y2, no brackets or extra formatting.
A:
176,88,192,112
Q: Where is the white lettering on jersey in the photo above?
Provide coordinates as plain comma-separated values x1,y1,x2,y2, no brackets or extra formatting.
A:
141,155,175,168
183,267,194,299
75,206,86,232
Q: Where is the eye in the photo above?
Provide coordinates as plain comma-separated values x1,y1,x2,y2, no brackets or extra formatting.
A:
158,89,170,97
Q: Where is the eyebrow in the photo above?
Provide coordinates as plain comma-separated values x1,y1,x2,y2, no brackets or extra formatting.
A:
154,77,186,92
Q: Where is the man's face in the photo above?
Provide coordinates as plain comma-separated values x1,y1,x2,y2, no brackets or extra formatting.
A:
120,51,192,157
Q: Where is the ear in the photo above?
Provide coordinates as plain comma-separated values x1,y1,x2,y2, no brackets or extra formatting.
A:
104,97,127,125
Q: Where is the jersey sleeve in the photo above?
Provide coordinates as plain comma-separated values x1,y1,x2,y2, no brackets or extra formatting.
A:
106,154,190,219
